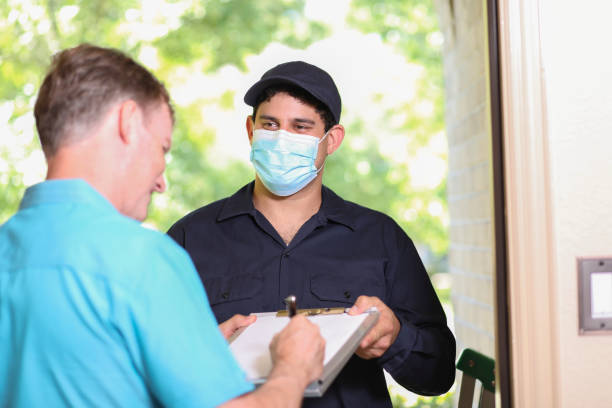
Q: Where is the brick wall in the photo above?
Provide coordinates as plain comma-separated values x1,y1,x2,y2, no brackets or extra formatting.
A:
434,0,496,358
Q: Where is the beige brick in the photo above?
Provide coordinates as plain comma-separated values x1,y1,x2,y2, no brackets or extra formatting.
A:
447,188,492,220
449,221,493,247
450,85,486,128
452,272,494,307
436,0,494,360
448,132,490,169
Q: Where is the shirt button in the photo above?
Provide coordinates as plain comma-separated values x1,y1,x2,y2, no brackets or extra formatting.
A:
283,253,290,258
222,292,230,299
344,291,351,299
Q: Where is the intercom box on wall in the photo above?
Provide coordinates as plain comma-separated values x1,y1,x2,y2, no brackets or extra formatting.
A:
578,257,612,334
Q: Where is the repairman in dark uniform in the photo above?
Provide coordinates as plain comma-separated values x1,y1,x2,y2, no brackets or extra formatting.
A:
168,61,456,407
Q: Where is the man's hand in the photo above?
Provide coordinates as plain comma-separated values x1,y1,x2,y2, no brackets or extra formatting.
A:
219,315,325,408
268,315,325,388
218,314,257,340
348,295,400,359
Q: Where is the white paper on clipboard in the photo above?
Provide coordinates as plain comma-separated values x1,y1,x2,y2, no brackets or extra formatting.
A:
228,308,379,397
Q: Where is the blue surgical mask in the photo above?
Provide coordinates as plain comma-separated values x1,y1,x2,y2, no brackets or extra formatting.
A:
250,128,329,196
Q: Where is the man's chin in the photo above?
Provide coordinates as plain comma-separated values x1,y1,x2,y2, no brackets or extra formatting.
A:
138,204,151,223
124,211,147,222
124,204,150,222
122,195,153,222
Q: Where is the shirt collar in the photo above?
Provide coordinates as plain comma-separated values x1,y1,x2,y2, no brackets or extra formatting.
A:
217,182,257,222
19,179,117,214
217,181,356,230
319,186,356,230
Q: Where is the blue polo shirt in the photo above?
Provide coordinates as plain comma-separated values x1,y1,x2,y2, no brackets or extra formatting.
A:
0,179,253,407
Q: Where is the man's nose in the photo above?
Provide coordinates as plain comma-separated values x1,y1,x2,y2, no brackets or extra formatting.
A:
154,175,166,193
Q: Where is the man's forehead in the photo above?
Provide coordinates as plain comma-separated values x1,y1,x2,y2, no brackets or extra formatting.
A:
256,93,321,121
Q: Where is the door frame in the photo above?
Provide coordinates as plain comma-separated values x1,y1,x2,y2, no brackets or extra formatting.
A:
493,0,559,406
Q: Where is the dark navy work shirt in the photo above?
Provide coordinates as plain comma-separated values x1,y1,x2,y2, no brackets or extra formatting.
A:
168,182,456,407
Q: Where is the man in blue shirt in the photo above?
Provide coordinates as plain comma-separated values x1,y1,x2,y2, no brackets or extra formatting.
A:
168,61,456,407
0,44,325,408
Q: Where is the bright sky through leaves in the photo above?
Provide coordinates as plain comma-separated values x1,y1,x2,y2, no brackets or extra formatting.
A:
0,0,449,259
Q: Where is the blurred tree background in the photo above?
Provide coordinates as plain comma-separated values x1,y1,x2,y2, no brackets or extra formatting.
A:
0,0,448,269
0,1,448,273
0,0,451,405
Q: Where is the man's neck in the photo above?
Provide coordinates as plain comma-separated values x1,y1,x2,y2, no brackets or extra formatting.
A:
45,145,124,214
252,179,323,245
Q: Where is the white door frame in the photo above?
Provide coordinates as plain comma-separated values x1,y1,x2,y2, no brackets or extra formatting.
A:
496,0,559,406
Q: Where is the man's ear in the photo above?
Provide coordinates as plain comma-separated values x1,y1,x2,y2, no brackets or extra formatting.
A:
326,124,345,155
118,100,142,146
245,115,255,144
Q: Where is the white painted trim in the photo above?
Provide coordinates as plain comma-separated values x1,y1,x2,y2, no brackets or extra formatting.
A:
496,0,559,406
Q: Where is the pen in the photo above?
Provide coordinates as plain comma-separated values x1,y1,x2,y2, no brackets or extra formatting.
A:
284,295,297,318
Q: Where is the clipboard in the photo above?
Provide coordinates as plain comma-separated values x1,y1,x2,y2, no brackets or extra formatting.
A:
228,308,380,397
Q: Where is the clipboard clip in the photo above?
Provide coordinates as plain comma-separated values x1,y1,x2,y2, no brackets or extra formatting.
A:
276,307,348,317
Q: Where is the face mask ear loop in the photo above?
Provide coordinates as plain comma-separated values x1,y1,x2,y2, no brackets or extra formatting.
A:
315,129,332,173
318,128,331,145
315,157,327,173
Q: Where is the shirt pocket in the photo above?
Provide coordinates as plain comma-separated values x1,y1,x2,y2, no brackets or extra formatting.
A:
309,261,386,306
204,273,263,305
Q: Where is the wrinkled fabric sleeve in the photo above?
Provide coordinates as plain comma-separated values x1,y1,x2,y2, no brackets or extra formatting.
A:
376,220,456,396
116,234,253,408
167,222,185,246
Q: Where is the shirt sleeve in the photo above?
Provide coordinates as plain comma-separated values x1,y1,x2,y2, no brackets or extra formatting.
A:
377,220,456,396
167,222,185,247
117,234,253,408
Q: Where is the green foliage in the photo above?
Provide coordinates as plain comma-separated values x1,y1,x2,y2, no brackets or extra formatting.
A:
0,0,322,227
434,286,451,306
324,135,448,258
155,0,328,71
348,0,445,137
1,4,453,405
332,0,448,259
0,162,25,220
391,391,454,408
348,0,442,65
0,0,449,271
145,98,252,231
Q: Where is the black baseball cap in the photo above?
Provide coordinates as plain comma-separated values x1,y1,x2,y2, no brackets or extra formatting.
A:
244,61,342,124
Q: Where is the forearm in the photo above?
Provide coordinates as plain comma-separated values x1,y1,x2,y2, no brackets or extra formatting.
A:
380,320,456,395
382,230,456,394
218,364,308,408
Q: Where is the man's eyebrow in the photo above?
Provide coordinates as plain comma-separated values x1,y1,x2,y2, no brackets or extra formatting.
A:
258,114,279,122
293,118,316,125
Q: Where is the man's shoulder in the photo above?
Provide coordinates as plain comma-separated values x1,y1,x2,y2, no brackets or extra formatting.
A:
167,183,254,234
324,186,399,225
85,215,199,296
343,197,391,219
99,214,186,258
1,204,192,288
168,196,228,231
